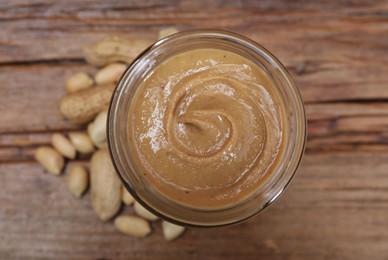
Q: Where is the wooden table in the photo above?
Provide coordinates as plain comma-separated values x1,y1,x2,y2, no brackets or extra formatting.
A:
1,1,388,259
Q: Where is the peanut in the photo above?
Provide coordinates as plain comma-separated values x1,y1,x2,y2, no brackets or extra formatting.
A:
51,133,76,159
95,63,127,85
67,165,88,198
59,84,115,124
90,149,121,221
66,72,93,93
34,146,64,175
161,221,186,241
69,132,95,154
83,35,153,67
114,216,151,238
134,201,158,221
158,27,179,39
121,187,135,206
87,110,107,147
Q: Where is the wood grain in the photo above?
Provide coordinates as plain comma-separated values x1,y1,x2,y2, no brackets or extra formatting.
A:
1,1,387,102
1,0,388,259
1,152,388,259
1,65,388,161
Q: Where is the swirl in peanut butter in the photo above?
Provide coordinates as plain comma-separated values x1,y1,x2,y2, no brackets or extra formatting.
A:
129,49,284,208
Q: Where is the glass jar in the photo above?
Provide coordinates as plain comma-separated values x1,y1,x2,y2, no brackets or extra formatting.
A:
107,30,306,227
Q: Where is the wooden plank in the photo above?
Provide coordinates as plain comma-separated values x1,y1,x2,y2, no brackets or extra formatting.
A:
1,152,388,259
0,1,388,259
308,117,388,136
2,84,388,161
305,103,388,121
1,61,388,161
0,2,387,102
337,116,388,132
0,64,94,133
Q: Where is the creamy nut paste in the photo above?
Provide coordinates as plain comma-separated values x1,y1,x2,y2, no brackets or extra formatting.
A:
128,48,284,208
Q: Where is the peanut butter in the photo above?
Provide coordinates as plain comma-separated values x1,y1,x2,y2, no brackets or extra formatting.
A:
128,48,284,208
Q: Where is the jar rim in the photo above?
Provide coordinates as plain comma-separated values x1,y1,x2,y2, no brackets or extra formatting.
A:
108,29,306,227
